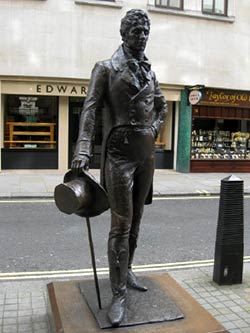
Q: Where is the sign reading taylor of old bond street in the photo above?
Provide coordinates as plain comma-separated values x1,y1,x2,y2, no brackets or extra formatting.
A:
198,89,250,108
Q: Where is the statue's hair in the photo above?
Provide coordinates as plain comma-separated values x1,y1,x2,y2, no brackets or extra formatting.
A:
120,9,150,40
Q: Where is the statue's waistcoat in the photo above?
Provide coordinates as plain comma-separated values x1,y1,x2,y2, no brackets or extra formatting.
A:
101,46,156,138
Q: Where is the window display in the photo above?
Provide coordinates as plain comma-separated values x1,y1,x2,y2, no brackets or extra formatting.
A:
191,118,250,160
4,95,58,150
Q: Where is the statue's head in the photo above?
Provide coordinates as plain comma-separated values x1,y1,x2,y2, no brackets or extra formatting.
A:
120,9,150,53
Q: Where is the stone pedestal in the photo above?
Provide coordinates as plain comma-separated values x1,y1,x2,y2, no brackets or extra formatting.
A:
47,273,228,333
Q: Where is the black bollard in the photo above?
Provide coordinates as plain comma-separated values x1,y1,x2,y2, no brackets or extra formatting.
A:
213,175,244,285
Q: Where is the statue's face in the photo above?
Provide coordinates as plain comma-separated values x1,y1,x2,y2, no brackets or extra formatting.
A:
123,23,150,52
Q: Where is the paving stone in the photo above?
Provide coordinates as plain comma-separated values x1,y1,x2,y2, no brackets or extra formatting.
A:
18,309,32,316
219,307,234,315
34,329,48,333
18,323,33,332
209,309,220,316
33,321,48,330
4,304,18,311
18,316,31,325
3,325,18,333
3,317,17,325
216,295,229,302
225,313,242,321
3,311,17,318
238,312,250,321
223,321,238,330
32,314,47,322
32,301,46,308
235,299,249,306
202,303,213,310
214,314,228,323
18,297,31,304
32,308,46,316
18,292,31,298
212,301,227,309
230,305,246,313
241,328,250,333
234,319,250,329
225,300,237,307
4,298,17,305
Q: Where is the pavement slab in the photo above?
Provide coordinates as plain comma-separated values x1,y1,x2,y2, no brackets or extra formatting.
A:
0,170,250,198
0,263,248,332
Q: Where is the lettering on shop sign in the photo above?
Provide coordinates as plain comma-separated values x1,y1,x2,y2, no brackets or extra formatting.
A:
36,84,87,96
198,89,250,108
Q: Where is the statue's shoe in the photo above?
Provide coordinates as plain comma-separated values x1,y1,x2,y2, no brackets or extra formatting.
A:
107,295,126,327
127,269,148,292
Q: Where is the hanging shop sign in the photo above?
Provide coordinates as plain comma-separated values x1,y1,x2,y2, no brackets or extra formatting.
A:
189,90,202,105
1,81,87,97
198,89,250,108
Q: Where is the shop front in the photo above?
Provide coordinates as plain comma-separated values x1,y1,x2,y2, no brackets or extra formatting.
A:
0,77,88,171
190,88,250,172
0,77,180,172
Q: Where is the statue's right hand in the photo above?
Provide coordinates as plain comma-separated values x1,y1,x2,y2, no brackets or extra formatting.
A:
71,155,90,173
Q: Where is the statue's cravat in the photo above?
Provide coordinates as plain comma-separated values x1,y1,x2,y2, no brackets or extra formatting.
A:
126,58,151,87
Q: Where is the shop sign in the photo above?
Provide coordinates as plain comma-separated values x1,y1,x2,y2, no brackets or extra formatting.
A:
198,89,250,108
36,84,87,96
1,81,88,97
189,90,202,105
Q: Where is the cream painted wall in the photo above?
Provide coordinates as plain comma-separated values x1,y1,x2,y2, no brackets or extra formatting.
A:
58,96,69,172
0,0,249,90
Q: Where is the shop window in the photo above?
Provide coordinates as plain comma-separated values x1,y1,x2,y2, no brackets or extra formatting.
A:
4,95,58,150
155,0,183,10
202,0,228,15
191,107,250,160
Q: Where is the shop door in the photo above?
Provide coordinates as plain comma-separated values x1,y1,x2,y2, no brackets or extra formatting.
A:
155,102,175,169
68,97,102,169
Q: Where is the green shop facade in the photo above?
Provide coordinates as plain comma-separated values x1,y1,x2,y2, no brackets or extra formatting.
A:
176,87,250,173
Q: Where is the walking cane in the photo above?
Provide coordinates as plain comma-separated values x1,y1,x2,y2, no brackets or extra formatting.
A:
54,169,109,311
85,216,102,310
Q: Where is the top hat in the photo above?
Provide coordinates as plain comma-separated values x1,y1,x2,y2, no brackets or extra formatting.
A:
54,170,109,218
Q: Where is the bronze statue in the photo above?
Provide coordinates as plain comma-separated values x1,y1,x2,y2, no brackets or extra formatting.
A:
72,9,167,327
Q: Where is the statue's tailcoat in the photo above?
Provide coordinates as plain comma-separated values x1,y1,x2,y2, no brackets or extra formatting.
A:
73,45,167,204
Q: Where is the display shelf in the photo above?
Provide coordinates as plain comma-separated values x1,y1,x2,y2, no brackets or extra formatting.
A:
4,122,56,149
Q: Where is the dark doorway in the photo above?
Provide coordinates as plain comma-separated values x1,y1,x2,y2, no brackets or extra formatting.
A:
68,97,102,168
68,97,84,168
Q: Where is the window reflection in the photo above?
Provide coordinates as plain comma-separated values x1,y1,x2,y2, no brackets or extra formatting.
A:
4,95,58,150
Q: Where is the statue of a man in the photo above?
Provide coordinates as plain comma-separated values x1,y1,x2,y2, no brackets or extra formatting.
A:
72,9,167,327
